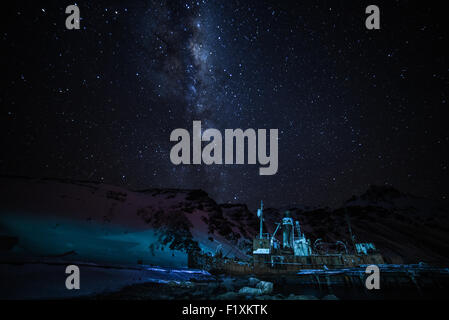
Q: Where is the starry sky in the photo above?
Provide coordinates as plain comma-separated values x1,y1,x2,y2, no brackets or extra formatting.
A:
1,1,448,209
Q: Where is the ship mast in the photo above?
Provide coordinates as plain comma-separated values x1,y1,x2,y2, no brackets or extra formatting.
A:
257,200,264,239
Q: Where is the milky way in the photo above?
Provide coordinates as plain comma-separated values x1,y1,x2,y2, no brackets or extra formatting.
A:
1,1,448,209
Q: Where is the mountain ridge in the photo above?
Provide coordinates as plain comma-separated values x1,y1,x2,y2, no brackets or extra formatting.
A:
0,176,448,266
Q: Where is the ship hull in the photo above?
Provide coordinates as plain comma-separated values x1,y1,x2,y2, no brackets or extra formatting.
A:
188,252,385,275
251,253,385,275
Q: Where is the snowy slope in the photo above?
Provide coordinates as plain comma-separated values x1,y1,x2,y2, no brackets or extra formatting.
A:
0,176,252,267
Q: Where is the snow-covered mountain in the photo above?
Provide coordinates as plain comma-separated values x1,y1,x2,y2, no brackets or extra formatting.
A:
261,185,449,264
0,177,448,267
0,176,255,267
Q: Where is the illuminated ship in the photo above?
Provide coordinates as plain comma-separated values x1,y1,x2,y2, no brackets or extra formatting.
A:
251,201,384,274
189,201,384,274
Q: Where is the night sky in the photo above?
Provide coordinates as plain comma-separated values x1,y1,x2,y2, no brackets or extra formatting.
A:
1,1,448,209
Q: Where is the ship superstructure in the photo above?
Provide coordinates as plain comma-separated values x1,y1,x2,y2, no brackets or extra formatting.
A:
189,201,384,274
252,202,384,273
